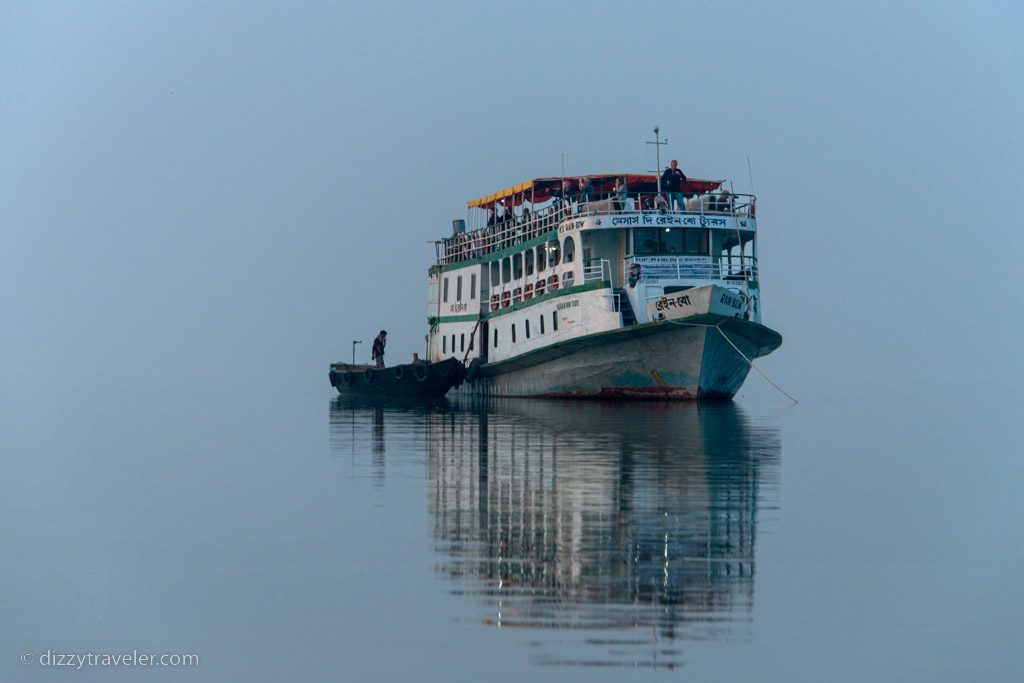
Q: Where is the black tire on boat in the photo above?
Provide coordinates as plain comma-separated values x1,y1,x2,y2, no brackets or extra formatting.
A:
363,368,374,383
394,366,405,380
342,371,353,386
414,364,428,382
329,371,336,387
465,358,481,383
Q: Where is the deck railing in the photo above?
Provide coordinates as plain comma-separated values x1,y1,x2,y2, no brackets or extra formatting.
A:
437,191,757,266
624,255,758,283
582,258,612,284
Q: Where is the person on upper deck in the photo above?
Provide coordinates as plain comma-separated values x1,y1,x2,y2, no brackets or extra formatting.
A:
717,189,733,213
612,177,627,211
577,177,594,207
661,160,687,212
550,179,573,218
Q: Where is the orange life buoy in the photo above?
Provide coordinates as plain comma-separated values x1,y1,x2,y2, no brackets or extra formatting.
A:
491,294,500,311
512,287,522,303
524,283,534,300
535,279,546,296
501,291,511,308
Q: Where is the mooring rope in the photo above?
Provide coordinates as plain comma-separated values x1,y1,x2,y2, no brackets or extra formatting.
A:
665,318,798,404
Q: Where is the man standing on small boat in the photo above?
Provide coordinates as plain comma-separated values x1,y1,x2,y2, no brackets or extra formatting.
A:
372,330,387,369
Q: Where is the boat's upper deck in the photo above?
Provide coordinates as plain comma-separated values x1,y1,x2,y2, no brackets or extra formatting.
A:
437,173,756,267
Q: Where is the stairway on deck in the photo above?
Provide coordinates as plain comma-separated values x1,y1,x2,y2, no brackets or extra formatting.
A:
614,288,638,326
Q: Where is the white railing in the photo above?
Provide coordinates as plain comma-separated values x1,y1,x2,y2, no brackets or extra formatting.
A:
574,191,755,219
624,255,758,283
437,191,757,266
582,258,612,284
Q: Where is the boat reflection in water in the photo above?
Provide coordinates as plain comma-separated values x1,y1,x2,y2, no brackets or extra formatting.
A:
329,397,781,669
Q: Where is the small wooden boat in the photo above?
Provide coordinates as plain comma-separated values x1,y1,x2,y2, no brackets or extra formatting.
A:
329,357,465,397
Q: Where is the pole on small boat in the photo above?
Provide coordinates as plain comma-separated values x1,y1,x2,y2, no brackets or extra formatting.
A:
351,340,362,365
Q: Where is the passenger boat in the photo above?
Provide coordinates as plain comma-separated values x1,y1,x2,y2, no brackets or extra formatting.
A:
428,171,782,399
329,358,464,397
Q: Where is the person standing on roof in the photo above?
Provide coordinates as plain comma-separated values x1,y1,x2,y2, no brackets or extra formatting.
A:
661,160,687,212
371,330,387,369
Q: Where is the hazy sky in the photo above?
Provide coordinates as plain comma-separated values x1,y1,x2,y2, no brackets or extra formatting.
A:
2,1,1021,394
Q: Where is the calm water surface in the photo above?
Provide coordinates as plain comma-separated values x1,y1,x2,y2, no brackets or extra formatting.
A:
1,375,1021,681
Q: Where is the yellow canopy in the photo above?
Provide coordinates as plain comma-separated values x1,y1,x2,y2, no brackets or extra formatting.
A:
466,180,535,209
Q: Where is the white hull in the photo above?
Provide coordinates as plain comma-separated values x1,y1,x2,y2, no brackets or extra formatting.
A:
454,316,780,400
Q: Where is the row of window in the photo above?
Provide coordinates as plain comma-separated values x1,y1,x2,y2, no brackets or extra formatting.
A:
442,331,473,354
491,236,575,287
442,272,477,304
439,310,562,356
494,311,558,348
442,236,577,304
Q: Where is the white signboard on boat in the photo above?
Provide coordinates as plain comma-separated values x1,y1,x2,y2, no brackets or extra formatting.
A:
646,284,746,322
573,213,754,232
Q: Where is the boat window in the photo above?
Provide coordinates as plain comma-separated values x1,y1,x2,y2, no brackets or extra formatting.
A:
443,336,447,353
443,277,449,302
502,257,511,284
540,314,545,334
460,334,465,352
685,228,709,255
470,273,477,299
536,245,547,272
513,253,523,279
660,228,684,254
512,324,516,343
490,261,500,286
469,332,474,351
493,328,498,348
562,235,575,263
552,311,558,331
456,275,463,301
525,319,531,339
633,228,659,255
451,335,455,355
525,249,535,276
547,240,560,268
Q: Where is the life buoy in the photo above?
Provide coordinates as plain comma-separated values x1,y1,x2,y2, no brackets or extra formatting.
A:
548,273,559,292
394,366,405,380
363,368,374,382
513,287,522,303
491,294,500,311
501,291,511,308
535,278,546,296
524,283,534,300
414,364,428,382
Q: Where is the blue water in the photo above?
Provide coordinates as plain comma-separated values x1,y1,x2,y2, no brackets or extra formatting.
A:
2,375,1021,681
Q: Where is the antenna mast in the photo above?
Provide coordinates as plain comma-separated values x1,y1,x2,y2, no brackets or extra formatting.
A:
646,126,668,194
